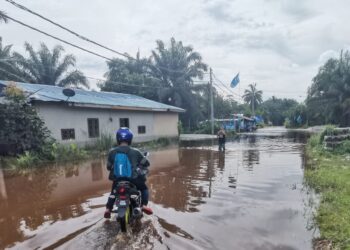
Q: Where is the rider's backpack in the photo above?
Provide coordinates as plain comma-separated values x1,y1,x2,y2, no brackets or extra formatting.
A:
113,151,132,179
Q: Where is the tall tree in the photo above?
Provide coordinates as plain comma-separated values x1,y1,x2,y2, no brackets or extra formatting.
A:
100,51,160,100
0,10,8,23
101,38,208,129
242,83,263,115
149,37,208,127
13,42,88,88
260,97,298,125
0,37,24,81
306,51,350,126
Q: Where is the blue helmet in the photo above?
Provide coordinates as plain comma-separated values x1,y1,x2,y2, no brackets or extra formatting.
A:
116,127,133,145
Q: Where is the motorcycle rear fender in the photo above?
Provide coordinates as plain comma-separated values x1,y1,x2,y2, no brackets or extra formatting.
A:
118,206,127,218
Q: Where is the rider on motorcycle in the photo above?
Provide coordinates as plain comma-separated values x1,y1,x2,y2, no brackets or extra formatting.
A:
104,127,153,218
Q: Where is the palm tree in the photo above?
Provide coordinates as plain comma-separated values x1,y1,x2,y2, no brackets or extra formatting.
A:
306,51,350,126
149,38,208,128
150,38,207,84
101,51,161,100
0,10,8,23
13,42,88,88
243,83,263,115
0,37,24,81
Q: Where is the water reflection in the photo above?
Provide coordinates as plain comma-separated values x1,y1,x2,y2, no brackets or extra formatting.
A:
0,159,110,249
91,161,103,181
242,150,260,171
157,217,194,240
228,176,237,189
148,149,224,213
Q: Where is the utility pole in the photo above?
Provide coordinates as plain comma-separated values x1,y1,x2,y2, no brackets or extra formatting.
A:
210,68,214,135
252,82,255,116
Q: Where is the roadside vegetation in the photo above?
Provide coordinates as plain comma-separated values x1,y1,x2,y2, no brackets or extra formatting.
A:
305,126,350,249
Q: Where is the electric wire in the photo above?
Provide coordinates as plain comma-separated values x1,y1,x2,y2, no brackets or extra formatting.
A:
212,73,242,98
4,0,203,75
2,13,113,61
5,0,132,59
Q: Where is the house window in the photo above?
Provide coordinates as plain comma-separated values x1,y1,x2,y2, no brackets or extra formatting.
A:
61,129,75,140
88,118,99,138
138,126,146,134
120,118,129,128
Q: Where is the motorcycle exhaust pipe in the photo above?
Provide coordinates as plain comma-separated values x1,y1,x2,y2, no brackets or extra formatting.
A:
133,207,142,217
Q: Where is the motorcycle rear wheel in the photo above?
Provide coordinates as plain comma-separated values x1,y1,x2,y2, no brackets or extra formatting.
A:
119,207,130,233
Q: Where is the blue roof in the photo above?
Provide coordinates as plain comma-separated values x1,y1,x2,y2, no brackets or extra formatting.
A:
0,81,185,113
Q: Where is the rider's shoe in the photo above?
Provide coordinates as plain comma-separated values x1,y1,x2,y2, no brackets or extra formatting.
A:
142,205,153,215
104,209,111,219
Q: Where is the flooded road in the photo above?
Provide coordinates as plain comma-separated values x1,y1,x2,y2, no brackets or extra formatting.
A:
0,127,316,249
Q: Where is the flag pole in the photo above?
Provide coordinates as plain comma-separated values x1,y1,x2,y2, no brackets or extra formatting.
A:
238,72,241,104
210,68,214,135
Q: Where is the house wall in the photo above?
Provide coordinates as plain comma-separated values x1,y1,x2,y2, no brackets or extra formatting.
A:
34,102,179,145
153,112,179,136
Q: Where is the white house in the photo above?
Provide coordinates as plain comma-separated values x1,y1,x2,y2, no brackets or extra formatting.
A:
0,81,185,145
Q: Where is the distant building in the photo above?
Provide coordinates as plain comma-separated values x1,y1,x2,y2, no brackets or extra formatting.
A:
216,114,257,132
0,81,184,145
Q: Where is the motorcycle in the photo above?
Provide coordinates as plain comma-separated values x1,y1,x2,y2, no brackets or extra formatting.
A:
112,180,143,232
112,152,150,232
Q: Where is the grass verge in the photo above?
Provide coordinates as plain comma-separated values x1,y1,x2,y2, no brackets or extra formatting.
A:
305,133,350,249
1,136,178,169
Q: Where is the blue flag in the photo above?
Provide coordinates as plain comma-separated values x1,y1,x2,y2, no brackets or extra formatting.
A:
296,115,302,125
230,73,240,88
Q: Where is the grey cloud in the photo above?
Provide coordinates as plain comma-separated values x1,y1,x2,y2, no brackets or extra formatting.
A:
204,1,273,29
265,0,318,22
281,1,318,21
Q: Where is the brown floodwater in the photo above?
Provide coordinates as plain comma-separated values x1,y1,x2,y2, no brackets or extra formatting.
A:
0,127,317,250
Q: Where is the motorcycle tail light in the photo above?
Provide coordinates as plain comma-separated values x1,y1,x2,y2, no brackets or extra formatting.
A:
119,195,127,200
118,187,125,194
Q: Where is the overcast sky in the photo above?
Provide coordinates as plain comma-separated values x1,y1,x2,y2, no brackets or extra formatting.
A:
1,0,350,102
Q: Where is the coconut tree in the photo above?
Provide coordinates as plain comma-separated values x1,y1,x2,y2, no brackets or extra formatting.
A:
101,51,161,100
0,10,8,23
306,51,350,126
243,83,263,115
13,42,88,88
0,37,24,81
149,37,208,128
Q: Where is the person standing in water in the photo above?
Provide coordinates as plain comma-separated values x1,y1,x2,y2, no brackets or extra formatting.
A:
217,126,226,151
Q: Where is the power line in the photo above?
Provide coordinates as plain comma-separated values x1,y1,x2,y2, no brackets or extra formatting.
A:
212,81,229,95
5,0,203,75
5,0,133,60
212,73,242,98
3,14,113,61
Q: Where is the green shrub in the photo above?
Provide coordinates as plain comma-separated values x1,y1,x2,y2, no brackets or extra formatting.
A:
16,151,40,168
194,121,220,134
284,118,291,128
308,134,321,148
94,133,115,152
334,140,350,154
0,84,52,155
341,140,350,153
51,143,87,162
319,125,336,143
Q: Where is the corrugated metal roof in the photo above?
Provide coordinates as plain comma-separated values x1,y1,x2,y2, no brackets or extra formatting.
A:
0,81,185,113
